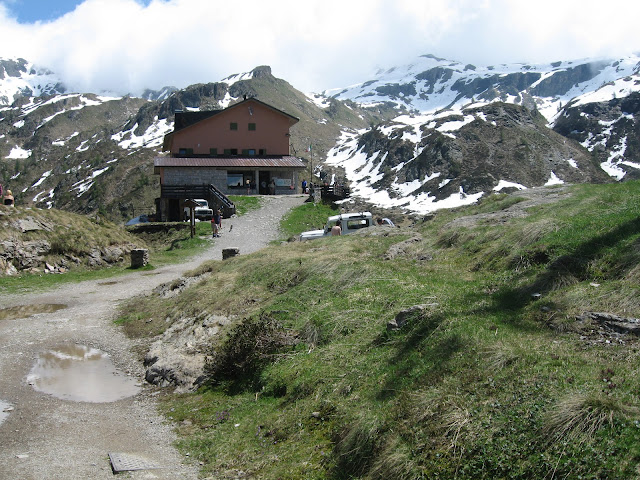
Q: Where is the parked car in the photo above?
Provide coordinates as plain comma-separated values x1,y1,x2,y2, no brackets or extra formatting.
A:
184,199,214,221
125,214,150,226
299,212,374,241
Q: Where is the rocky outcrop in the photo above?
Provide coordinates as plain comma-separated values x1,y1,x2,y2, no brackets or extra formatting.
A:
0,237,136,275
144,314,231,391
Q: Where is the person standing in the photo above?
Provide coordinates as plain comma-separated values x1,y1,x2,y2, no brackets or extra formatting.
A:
301,179,307,194
211,216,219,238
212,210,222,237
331,220,342,236
3,189,14,206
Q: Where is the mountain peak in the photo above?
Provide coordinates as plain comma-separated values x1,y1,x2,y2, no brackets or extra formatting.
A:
0,57,67,106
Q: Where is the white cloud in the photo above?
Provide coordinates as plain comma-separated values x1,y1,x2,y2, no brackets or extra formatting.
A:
1,0,639,95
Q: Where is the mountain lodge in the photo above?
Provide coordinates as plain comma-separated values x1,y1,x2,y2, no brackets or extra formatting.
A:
154,97,305,221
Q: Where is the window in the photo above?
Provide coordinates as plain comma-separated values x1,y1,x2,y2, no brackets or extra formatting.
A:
248,123,256,131
227,172,252,189
346,219,369,230
259,149,266,155
178,148,193,156
209,148,218,156
224,149,238,155
227,173,243,188
242,149,257,156
230,122,238,131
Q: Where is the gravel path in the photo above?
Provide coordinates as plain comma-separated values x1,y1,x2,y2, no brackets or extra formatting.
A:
0,195,307,480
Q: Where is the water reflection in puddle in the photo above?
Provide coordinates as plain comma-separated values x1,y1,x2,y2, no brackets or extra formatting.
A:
0,304,67,321
27,344,140,403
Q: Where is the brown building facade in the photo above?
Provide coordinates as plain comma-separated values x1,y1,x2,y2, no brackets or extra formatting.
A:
155,98,306,221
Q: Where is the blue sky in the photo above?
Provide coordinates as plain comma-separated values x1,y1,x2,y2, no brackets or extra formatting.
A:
2,0,85,22
1,0,151,22
0,0,639,96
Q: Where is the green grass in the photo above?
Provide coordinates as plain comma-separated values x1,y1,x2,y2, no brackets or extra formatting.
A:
0,263,141,294
278,200,339,240
121,181,640,479
228,195,262,216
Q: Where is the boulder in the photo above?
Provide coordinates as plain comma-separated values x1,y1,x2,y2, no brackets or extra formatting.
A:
387,303,438,331
222,247,240,260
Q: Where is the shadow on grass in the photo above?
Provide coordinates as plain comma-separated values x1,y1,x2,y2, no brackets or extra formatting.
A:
492,216,640,315
376,312,464,400
168,236,191,251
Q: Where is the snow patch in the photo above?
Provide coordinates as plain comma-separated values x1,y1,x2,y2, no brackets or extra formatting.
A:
112,117,172,149
493,180,527,191
545,172,565,186
31,170,51,188
5,146,31,159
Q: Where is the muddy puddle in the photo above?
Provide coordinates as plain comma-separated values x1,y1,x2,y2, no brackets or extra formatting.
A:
0,304,67,321
27,344,140,403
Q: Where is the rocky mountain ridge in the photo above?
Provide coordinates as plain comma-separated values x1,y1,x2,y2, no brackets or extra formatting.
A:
321,54,640,212
0,54,638,220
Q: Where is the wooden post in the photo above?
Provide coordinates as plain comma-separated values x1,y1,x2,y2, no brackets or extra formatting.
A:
184,199,199,238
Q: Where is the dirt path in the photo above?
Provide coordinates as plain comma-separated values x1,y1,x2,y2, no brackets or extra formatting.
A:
0,195,307,480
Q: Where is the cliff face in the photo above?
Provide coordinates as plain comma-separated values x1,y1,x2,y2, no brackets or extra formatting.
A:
553,92,640,180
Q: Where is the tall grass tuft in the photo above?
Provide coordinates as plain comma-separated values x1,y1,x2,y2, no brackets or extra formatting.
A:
368,437,419,480
333,412,382,479
543,392,639,443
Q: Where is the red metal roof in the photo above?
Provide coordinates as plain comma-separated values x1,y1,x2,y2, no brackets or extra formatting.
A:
154,156,306,169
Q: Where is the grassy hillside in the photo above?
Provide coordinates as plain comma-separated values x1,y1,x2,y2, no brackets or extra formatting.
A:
0,206,218,292
120,181,640,479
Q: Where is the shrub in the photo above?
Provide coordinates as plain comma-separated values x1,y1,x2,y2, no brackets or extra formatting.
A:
204,314,297,390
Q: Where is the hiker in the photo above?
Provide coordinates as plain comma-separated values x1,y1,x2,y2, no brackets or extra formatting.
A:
211,210,222,237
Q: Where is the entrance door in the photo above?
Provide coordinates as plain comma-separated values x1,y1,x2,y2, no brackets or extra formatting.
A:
259,171,270,195
168,198,181,222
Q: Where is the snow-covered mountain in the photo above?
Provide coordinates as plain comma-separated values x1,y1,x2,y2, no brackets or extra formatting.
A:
0,58,67,105
1,54,639,219
325,54,640,125
318,54,640,213
0,64,369,218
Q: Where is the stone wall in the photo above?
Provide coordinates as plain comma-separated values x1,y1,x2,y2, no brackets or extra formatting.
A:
164,167,226,187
